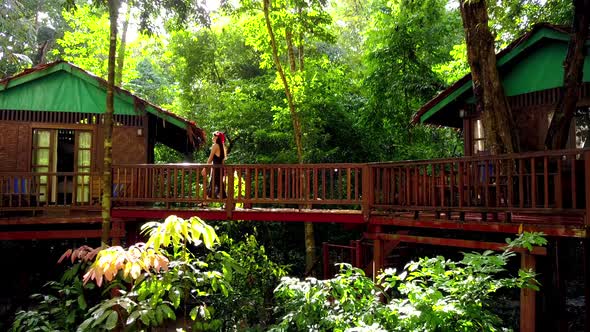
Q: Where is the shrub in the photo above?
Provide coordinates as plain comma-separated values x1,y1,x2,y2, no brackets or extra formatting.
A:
270,232,546,332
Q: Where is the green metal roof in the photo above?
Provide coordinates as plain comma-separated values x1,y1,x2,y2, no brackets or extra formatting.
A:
0,61,195,131
414,24,590,126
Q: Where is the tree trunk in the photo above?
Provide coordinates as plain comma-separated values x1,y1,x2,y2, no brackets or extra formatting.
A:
459,0,519,154
545,0,590,150
115,0,131,86
285,28,297,72
262,0,315,275
101,0,119,247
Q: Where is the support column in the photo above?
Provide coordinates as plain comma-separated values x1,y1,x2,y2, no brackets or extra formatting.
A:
584,239,590,332
520,252,536,332
583,151,590,331
553,239,567,332
111,220,125,246
322,242,329,280
371,225,383,281
125,220,142,245
354,240,362,269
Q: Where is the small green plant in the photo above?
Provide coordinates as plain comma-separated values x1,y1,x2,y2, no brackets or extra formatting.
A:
208,234,288,330
77,215,232,331
270,232,546,332
10,258,98,332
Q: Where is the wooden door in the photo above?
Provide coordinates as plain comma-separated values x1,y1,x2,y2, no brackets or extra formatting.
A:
75,131,92,203
32,129,57,203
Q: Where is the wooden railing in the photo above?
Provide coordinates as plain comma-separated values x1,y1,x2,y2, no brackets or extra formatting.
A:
0,172,102,210
371,149,589,217
112,164,366,208
1,149,589,220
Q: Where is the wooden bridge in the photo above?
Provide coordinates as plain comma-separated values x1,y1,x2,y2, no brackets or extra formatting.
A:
1,148,590,331
1,148,588,239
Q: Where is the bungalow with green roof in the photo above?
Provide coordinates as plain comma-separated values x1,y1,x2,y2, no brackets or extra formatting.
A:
0,61,205,207
413,23,590,155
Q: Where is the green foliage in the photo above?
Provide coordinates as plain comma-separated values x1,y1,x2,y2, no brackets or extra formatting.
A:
0,0,66,77
208,234,288,330
10,262,98,332
360,0,464,161
55,4,139,82
487,0,573,45
271,232,546,331
77,216,228,331
10,216,292,332
433,43,471,85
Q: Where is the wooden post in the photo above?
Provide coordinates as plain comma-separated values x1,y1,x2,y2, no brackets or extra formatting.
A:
322,242,329,280
584,150,590,227
552,239,567,332
362,165,371,222
226,166,234,219
520,252,536,332
585,238,590,332
355,239,362,268
583,151,590,331
111,220,125,246
371,225,383,281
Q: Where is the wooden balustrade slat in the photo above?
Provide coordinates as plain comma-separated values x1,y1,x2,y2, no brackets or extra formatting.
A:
544,157,549,208
531,157,537,208
495,159,500,208
145,168,149,199
441,164,446,208
556,158,563,209
458,162,464,208
313,168,319,201
328,169,333,200
508,159,514,208
483,160,489,208
255,168,260,200
413,166,418,206
519,159,524,208
572,156,577,209
321,169,326,200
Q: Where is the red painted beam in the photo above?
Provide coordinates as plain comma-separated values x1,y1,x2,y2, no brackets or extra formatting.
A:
0,216,102,225
364,232,547,256
370,216,586,238
112,208,365,224
0,229,126,241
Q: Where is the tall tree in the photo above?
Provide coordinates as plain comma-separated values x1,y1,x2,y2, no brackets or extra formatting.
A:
235,0,333,274
115,0,132,85
459,0,520,154
0,0,66,77
101,0,120,246
545,0,590,150
362,0,463,161
62,0,212,246
57,5,141,84
262,0,312,275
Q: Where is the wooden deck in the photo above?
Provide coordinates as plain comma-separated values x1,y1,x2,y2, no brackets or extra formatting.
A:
0,148,589,238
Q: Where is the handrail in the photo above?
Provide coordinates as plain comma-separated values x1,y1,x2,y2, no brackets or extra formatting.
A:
0,148,588,223
0,171,101,209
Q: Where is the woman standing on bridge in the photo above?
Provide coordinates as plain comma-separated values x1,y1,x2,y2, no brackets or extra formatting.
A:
202,131,227,199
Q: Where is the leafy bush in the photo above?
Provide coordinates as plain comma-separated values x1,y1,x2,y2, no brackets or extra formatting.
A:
10,262,98,332
270,232,546,332
208,234,288,330
10,216,290,332
11,216,234,331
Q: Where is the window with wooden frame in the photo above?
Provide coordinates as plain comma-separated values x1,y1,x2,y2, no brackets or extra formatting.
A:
473,118,485,154
574,107,590,149
32,129,56,203
76,131,92,203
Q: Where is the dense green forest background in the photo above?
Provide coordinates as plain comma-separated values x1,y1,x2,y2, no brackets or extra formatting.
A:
0,0,582,330
1,0,572,166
